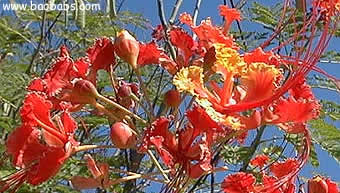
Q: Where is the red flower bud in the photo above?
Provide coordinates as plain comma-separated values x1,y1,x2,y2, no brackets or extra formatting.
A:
164,89,181,108
308,176,328,193
114,30,140,69
110,122,136,149
117,82,133,98
60,79,98,105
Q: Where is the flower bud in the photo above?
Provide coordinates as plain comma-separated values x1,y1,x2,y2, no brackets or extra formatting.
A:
164,89,181,108
114,30,140,69
60,79,98,105
308,176,328,193
110,122,136,149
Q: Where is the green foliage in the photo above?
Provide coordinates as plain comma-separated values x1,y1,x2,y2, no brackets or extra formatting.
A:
309,119,340,163
307,75,339,92
249,2,282,30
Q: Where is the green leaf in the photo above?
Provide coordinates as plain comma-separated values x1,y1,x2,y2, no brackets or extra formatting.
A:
309,119,340,163
309,143,320,167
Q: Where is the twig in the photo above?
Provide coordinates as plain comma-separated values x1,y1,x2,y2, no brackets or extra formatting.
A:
169,0,184,25
156,0,177,59
110,168,170,184
240,125,266,172
135,69,155,120
157,0,168,27
192,0,202,26
73,145,115,153
96,93,147,125
26,8,47,74
147,150,170,182
152,69,165,110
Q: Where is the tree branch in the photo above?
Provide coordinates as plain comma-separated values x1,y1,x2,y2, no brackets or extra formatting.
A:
169,0,184,25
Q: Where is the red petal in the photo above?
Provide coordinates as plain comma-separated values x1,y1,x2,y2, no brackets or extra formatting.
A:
6,124,46,168
70,176,101,190
149,136,175,168
42,129,64,148
274,97,320,123
27,148,68,185
326,178,339,193
244,47,281,66
20,92,55,129
270,159,298,178
139,117,176,153
170,28,195,65
250,154,269,168
72,57,90,79
61,111,77,134
186,105,221,132
87,37,115,72
27,78,45,92
219,5,241,21
239,110,262,130
84,154,102,179
137,41,162,66
152,25,165,41
179,13,193,26
222,172,256,193
42,49,74,96
192,18,238,50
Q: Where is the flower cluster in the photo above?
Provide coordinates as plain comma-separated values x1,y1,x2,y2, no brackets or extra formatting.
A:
1,0,339,192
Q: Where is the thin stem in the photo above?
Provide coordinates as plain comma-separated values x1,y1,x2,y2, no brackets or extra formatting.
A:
147,150,170,182
26,8,47,73
240,125,266,172
93,102,120,122
169,0,184,25
73,145,115,153
96,94,147,124
135,69,155,120
157,0,168,27
110,168,170,184
192,0,202,26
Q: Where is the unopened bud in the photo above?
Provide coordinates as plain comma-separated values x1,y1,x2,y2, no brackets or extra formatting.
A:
110,122,136,149
114,30,140,69
308,176,328,193
164,89,181,108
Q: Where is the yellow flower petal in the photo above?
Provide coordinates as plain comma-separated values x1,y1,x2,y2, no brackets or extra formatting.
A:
173,66,204,96
213,43,246,75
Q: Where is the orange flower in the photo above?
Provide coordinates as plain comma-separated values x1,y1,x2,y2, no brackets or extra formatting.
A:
239,62,282,103
219,5,241,33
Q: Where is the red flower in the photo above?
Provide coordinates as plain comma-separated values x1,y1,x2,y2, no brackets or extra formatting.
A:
86,37,116,84
139,106,222,178
27,47,90,110
169,28,196,66
1,92,79,192
270,159,299,178
221,172,256,193
219,5,241,33
71,154,113,190
250,154,269,168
